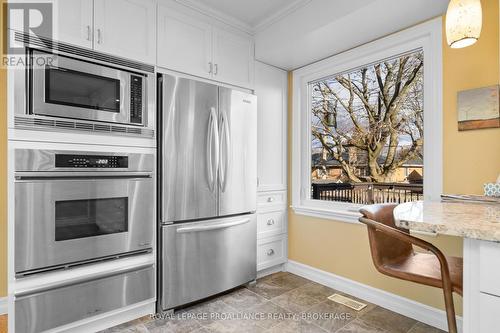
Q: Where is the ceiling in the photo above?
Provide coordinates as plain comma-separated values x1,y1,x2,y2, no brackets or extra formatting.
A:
255,0,449,69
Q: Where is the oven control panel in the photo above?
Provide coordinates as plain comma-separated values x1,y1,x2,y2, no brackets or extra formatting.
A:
55,154,129,168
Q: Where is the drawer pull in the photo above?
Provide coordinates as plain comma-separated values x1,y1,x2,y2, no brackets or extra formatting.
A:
267,249,275,256
267,197,274,202
267,219,275,226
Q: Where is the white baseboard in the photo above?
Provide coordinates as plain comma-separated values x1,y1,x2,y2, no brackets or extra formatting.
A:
0,297,7,315
285,260,462,333
257,264,285,279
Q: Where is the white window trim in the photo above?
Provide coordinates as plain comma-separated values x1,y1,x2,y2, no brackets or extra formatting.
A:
291,18,443,224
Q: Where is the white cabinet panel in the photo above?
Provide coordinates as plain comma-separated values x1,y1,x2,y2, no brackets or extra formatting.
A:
257,191,286,210
213,27,254,88
257,234,287,271
257,211,286,238
479,240,500,296
52,0,93,48
157,4,212,78
255,62,287,192
94,0,156,63
479,293,500,333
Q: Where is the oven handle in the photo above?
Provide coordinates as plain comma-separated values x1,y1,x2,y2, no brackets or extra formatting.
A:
176,218,250,233
15,263,154,297
15,171,153,180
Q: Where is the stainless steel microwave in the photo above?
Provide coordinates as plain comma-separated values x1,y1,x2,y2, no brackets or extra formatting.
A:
29,49,149,127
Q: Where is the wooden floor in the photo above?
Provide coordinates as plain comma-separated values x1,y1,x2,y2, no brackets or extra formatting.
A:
0,314,7,333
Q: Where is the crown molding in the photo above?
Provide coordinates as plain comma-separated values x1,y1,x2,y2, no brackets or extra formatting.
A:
254,0,312,32
175,0,312,35
175,0,254,34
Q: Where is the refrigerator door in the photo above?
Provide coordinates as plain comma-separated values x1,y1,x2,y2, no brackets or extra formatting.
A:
161,74,219,223
161,214,257,310
218,88,257,216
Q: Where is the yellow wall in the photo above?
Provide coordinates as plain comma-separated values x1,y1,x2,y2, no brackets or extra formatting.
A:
288,0,500,315
0,0,7,298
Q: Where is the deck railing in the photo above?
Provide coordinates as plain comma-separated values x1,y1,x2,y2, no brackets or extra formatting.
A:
311,181,423,204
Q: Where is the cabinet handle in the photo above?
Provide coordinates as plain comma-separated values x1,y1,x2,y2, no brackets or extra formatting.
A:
214,64,218,75
208,62,213,74
97,28,102,44
267,249,275,256
267,197,274,202
267,219,275,226
86,25,91,41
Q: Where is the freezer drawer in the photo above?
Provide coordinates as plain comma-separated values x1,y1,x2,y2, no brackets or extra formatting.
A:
161,214,257,310
15,265,154,333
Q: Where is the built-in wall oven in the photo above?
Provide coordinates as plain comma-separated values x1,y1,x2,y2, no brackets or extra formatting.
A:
14,149,155,276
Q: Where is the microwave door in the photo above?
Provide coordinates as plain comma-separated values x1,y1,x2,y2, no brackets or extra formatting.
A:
30,50,133,125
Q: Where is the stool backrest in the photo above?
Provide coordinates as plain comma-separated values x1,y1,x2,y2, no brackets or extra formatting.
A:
359,204,414,268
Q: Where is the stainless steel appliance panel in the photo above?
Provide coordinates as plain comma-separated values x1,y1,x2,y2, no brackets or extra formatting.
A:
161,75,219,223
218,88,257,216
14,149,155,274
15,176,154,273
15,265,154,333
31,49,147,126
161,214,256,310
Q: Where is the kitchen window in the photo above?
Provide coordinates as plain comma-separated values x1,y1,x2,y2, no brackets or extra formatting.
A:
291,19,443,223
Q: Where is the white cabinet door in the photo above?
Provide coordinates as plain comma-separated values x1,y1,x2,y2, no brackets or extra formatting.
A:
255,62,287,192
32,0,93,48
157,4,212,78
93,0,156,63
213,27,254,88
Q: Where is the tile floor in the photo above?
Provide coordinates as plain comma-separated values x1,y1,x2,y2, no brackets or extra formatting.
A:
101,272,445,333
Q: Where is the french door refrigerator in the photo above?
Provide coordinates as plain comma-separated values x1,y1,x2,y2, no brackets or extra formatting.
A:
158,73,257,311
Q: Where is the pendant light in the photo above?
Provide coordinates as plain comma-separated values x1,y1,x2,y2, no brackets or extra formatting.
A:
446,0,482,48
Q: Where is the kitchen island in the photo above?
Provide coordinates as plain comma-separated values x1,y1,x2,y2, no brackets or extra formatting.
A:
394,201,500,333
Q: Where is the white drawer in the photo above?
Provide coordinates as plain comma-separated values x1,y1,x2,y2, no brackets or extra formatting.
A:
479,240,500,296
257,191,286,210
479,292,500,332
257,210,286,238
257,235,286,271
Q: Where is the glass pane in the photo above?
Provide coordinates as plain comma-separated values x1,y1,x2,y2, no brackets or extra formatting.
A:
310,49,424,204
46,66,120,112
55,197,128,241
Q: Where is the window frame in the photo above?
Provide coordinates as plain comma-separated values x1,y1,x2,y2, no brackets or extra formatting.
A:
291,18,443,224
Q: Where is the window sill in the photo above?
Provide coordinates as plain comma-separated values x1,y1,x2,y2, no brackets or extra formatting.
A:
291,205,362,224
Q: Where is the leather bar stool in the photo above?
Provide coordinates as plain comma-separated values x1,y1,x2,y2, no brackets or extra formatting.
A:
359,203,463,333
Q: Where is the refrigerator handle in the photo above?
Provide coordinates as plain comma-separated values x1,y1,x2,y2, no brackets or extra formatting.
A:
219,110,231,192
207,107,219,193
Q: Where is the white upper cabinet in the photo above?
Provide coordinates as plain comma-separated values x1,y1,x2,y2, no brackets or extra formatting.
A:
157,4,212,79
94,0,156,64
52,0,93,48
157,0,255,89
212,27,254,89
255,62,287,192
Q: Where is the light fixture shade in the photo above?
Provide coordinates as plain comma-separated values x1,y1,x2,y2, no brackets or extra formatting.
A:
446,0,482,48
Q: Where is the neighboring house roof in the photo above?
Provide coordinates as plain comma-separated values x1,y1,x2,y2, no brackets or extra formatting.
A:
311,149,423,169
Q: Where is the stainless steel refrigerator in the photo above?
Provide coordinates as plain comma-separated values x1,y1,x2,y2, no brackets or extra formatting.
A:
158,73,257,311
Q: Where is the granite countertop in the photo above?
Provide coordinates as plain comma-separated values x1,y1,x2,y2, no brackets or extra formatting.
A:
393,201,500,242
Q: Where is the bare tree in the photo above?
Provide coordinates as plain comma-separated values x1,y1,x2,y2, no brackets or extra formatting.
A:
311,51,423,183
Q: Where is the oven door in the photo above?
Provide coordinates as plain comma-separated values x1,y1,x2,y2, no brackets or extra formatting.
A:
30,49,142,125
15,175,154,275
